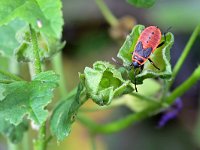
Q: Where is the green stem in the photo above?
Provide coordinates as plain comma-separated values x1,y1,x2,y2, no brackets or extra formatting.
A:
78,103,160,134
34,123,46,150
0,69,22,81
169,25,200,87
166,66,200,105
29,25,47,150
129,92,161,104
80,92,163,113
95,0,118,26
78,91,167,134
29,25,42,75
80,98,125,112
52,52,68,97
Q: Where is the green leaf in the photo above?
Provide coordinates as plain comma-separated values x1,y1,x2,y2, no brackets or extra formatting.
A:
50,84,88,141
0,19,25,57
117,25,174,84
50,95,78,141
0,119,28,143
81,61,134,105
0,0,63,38
0,71,59,125
15,26,65,62
127,0,156,8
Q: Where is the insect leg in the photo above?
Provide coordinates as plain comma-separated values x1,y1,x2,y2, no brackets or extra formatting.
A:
157,27,172,48
157,34,166,48
148,58,160,70
140,64,144,72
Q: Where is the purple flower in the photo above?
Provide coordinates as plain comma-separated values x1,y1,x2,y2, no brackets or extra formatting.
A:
158,98,183,128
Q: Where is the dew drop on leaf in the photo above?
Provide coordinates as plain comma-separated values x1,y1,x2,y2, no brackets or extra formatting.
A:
37,19,43,28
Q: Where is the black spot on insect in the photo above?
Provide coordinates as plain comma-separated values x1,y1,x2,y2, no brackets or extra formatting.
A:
152,32,154,34
148,37,151,39
146,41,149,43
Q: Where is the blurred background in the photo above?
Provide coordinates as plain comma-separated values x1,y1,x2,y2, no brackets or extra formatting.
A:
1,0,200,150
52,0,200,150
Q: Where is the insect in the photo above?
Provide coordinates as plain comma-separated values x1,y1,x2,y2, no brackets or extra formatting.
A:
131,26,166,92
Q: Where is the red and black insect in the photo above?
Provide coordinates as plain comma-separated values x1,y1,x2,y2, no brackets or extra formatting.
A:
131,26,166,92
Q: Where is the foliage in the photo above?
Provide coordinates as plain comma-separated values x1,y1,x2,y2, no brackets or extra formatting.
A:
0,71,59,125
0,119,28,143
0,0,63,38
80,61,134,105
0,0,200,150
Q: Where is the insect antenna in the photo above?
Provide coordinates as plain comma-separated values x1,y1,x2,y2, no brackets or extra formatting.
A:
112,57,123,66
134,68,138,92
163,26,172,41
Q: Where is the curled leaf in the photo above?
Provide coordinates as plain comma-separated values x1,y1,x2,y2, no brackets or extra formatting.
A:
80,61,134,105
50,83,88,141
15,27,65,62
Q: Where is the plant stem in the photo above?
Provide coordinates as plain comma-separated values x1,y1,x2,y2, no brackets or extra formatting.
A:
78,91,168,134
29,25,42,75
52,52,68,97
80,97,126,112
34,123,46,150
129,92,161,104
166,66,200,105
29,25,47,150
95,0,118,26
0,69,23,81
169,25,200,87
80,92,163,113
78,104,160,134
